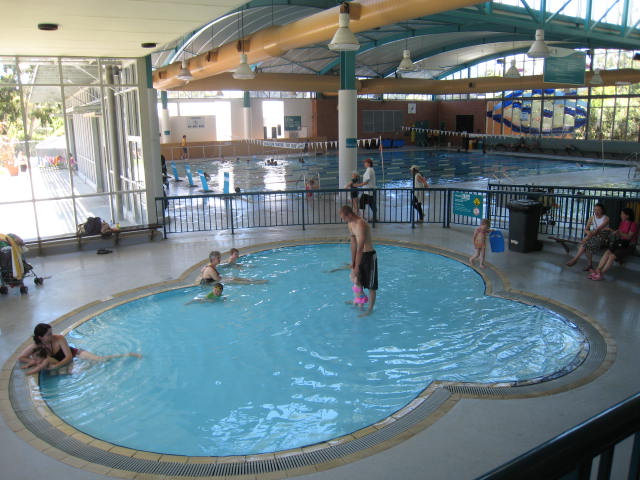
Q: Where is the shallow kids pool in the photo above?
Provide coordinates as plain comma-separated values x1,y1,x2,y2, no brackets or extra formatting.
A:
39,244,586,456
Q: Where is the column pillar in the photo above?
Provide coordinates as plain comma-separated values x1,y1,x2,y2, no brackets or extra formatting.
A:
338,51,357,189
243,91,252,140
137,56,162,224
159,90,171,143
104,64,123,219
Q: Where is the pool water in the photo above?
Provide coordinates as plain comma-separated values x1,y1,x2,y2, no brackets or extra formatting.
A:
40,244,586,456
180,150,615,194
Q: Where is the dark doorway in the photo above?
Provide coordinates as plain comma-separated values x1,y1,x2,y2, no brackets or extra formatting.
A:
456,115,474,133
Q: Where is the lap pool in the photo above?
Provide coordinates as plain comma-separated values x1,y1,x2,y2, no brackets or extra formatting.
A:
38,244,587,457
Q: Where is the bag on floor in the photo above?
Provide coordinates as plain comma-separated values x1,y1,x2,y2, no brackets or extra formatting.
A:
78,217,103,236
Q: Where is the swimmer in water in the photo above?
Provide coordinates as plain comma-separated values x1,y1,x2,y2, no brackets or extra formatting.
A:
186,283,225,304
224,248,242,268
196,251,267,285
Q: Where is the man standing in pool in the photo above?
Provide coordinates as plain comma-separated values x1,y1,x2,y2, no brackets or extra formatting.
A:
339,205,377,317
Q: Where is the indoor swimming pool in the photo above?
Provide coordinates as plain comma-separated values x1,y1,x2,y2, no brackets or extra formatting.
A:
175,149,625,194
37,244,587,457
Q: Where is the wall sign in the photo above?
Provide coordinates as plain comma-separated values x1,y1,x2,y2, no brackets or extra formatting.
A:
284,115,302,131
186,116,205,129
453,192,484,218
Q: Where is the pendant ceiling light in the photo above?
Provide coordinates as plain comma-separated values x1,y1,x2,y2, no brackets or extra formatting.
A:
328,2,359,52
504,60,521,78
527,29,550,58
233,53,255,80
590,69,603,85
177,59,193,81
398,49,417,72
233,9,255,80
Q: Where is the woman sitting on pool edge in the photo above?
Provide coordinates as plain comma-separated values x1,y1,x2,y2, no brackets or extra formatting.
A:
196,250,267,285
18,323,141,374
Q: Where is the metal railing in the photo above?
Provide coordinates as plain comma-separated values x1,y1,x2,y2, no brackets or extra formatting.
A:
476,392,640,480
156,186,640,240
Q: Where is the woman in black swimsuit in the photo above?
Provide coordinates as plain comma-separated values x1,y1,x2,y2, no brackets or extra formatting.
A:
18,323,141,374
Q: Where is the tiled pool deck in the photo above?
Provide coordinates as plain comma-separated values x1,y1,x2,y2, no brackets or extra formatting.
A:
1,216,638,479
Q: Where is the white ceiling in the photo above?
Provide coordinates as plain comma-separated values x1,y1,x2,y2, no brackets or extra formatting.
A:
0,0,245,58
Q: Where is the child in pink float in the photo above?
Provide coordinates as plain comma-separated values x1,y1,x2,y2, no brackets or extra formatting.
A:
347,270,368,310
469,218,491,268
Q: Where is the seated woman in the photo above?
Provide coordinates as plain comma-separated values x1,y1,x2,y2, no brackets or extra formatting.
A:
589,208,638,281
566,203,609,271
18,323,141,374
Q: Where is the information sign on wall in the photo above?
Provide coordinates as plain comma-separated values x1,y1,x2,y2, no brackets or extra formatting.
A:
543,52,586,85
284,115,302,131
186,116,205,129
453,192,484,218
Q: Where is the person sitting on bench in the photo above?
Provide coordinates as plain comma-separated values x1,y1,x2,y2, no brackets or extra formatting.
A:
566,203,609,271
588,208,638,281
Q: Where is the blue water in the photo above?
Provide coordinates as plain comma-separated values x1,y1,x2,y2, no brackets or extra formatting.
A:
179,150,615,193
40,244,586,456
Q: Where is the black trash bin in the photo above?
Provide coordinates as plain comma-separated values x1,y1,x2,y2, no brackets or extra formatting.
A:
507,199,543,253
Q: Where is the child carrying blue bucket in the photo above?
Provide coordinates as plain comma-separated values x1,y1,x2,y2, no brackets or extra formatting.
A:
470,219,503,268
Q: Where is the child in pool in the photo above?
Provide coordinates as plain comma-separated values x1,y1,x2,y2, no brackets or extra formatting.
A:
186,283,225,304
469,218,491,268
20,346,69,375
346,271,368,310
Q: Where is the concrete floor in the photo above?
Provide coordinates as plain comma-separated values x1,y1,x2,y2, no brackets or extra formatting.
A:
1,220,639,480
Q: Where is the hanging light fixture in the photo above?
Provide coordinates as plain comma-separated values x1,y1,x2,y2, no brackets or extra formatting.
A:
398,49,417,73
233,8,255,80
527,29,550,58
590,69,603,85
177,59,193,81
328,2,359,52
504,59,521,78
234,53,255,80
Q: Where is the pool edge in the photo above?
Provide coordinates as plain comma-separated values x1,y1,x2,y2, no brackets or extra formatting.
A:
0,237,616,479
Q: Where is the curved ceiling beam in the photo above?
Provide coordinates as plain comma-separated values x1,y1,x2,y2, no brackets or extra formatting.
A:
429,8,640,50
359,69,640,95
153,0,487,90
318,25,519,76
319,2,640,78
430,44,594,80
171,69,640,95
378,35,530,78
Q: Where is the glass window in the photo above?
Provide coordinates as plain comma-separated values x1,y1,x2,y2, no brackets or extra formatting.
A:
0,202,38,241
0,55,147,242
0,57,18,84
100,59,138,85
33,199,79,238
20,85,67,201
61,58,100,85
592,0,624,26
18,57,60,84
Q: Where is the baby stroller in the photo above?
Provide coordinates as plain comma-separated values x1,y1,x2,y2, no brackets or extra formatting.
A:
0,234,43,295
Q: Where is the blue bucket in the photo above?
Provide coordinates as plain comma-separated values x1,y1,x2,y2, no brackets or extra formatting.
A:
489,230,505,253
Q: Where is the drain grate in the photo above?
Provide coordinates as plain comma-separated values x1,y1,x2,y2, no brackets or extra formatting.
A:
9,366,454,477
